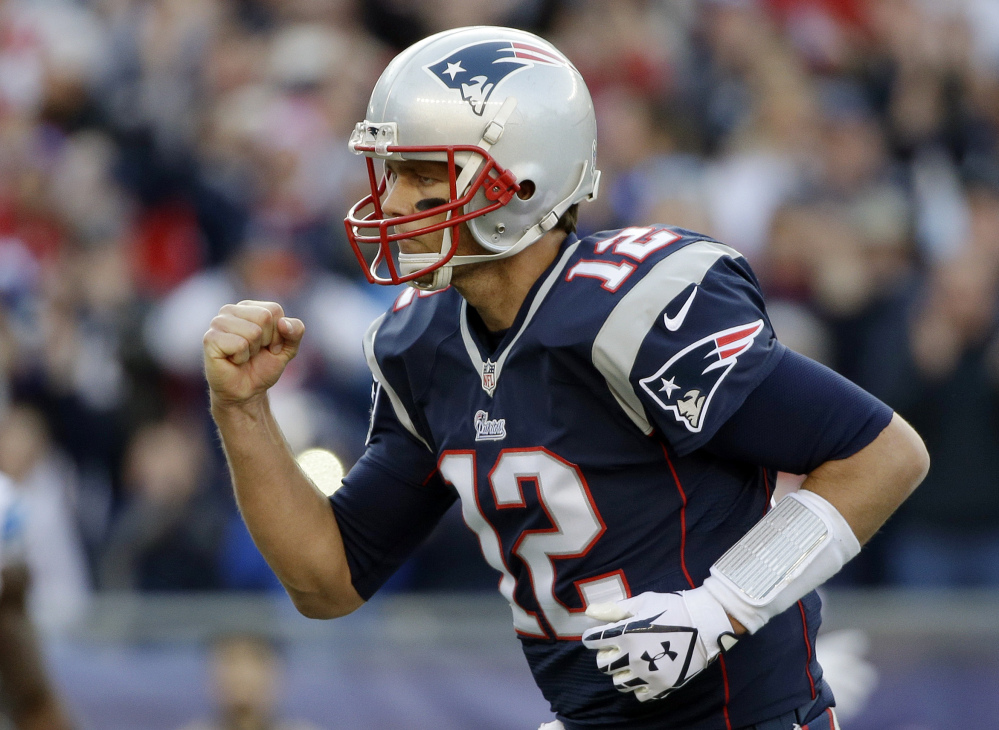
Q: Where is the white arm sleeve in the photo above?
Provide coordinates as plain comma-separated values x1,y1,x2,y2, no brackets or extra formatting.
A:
702,490,861,633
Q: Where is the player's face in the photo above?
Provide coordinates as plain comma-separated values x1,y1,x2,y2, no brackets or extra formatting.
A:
381,160,482,259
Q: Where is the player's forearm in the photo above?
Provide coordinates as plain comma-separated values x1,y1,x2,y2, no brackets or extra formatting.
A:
701,412,928,638
211,394,363,618
799,412,929,546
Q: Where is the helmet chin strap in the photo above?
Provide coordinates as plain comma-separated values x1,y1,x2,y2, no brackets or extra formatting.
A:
402,252,453,290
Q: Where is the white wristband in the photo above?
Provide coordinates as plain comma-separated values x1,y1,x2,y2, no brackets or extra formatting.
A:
702,490,861,634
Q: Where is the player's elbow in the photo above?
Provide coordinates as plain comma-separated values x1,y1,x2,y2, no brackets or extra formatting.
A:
287,587,363,620
290,597,350,621
906,434,930,493
288,592,335,619
887,414,930,498
283,570,365,619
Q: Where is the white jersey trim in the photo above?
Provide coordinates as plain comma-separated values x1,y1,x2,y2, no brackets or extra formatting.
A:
459,239,581,396
591,240,743,434
362,313,432,450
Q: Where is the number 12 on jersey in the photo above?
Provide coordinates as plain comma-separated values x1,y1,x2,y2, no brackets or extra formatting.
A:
439,448,630,639
565,226,681,293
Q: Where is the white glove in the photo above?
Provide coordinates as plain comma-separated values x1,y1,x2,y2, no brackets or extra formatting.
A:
581,589,738,702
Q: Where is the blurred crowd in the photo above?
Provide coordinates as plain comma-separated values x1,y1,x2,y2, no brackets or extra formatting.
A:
1,0,998,633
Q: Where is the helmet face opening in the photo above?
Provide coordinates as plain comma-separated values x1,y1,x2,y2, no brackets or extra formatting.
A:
343,143,520,286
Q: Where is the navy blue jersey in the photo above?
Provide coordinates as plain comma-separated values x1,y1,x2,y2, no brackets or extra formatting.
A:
335,228,837,729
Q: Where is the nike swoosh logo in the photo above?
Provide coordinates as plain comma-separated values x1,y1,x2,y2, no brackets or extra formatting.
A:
663,287,697,331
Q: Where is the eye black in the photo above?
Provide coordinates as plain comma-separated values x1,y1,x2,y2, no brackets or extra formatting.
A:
415,197,448,212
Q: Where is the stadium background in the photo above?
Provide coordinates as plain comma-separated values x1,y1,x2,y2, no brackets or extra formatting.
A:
1,0,998,727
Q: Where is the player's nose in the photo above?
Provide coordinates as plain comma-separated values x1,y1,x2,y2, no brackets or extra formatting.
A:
380,176,416,218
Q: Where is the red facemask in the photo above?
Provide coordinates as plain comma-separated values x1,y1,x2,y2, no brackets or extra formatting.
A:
343,143,520,285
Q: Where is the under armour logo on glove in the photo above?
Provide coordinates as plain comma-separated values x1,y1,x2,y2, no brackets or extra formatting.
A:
582,590,739,702
642,641,678,671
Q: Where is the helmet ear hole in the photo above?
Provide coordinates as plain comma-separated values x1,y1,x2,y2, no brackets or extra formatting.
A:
517,180,536,200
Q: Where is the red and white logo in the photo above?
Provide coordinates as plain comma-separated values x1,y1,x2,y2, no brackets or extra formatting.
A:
639,321,764,432
424,40,565,116
482,359,497,394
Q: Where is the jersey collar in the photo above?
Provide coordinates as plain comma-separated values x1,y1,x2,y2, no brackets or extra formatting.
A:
459,234,580,396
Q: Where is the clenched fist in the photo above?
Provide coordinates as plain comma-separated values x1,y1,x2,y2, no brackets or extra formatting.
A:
203,300,305,406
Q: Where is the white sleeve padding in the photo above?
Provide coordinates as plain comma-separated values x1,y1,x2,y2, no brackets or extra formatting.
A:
702,490,861,633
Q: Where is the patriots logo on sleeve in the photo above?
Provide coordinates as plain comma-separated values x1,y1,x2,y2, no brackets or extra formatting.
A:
424,40,565,115
639,321,765,432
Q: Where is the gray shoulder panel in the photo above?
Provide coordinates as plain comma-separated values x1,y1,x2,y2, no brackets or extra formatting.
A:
362,313,431,450
591,241,742,434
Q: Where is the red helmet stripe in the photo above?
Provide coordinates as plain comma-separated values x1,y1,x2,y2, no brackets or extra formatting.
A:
510,42,562,65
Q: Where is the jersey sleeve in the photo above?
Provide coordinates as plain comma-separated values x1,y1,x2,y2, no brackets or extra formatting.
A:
704,347,894,474
592,242,784,455
361,312,435,450
329,381,454,600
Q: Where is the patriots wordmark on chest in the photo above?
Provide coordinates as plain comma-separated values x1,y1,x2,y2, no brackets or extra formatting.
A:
473,410,507,441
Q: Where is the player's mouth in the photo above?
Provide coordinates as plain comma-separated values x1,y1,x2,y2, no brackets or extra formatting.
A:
397,234,436,255
397,237,422,254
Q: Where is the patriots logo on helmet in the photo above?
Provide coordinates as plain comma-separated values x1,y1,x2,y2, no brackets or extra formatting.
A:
639,321,765,432
424,40,565,116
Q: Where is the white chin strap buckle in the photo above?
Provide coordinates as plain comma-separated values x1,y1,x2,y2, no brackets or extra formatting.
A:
412,266,452,291
400,253,452,290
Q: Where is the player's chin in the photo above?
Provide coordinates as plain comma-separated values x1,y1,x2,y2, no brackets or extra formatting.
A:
412,272,435,288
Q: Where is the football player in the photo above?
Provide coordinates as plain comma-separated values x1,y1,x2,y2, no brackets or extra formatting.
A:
203,26,929,730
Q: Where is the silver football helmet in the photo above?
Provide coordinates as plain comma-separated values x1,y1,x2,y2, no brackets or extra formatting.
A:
344,26,600,289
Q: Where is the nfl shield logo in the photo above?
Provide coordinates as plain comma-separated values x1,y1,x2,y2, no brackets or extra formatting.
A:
481,359,497,394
